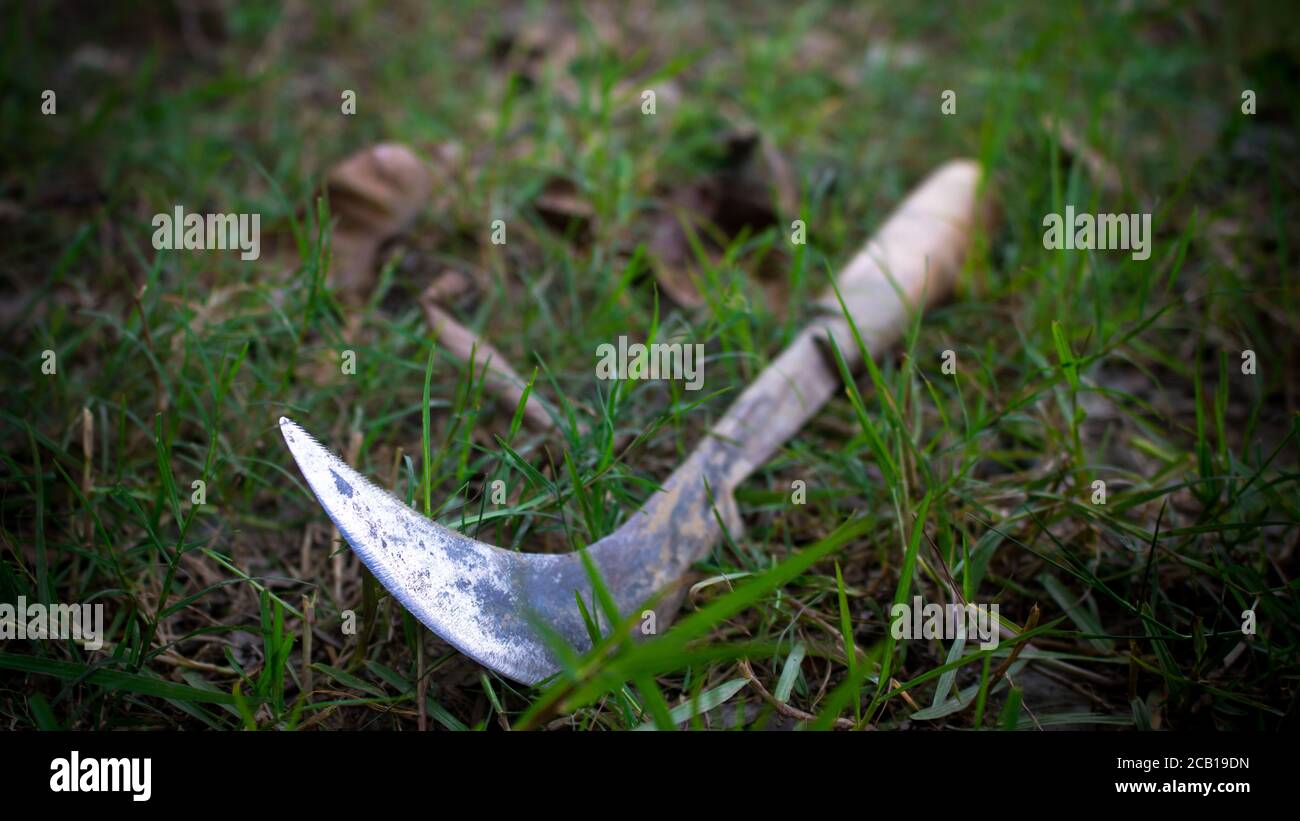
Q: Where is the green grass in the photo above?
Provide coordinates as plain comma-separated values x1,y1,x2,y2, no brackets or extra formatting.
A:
1,0,1297,730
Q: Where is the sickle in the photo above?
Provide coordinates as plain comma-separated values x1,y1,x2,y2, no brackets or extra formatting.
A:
281,159,983,684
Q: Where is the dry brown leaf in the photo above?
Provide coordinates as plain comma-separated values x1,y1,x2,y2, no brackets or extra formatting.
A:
420,294,556,432
488,14,581,100
325,142,433,302
647,127,797,314
533,176,594,239
1041,116,1122,193
320,143,552,431
647,185,712,308
424,268,473,304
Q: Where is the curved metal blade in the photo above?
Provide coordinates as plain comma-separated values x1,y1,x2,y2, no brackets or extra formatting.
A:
278,160,983,686
280,417,596,684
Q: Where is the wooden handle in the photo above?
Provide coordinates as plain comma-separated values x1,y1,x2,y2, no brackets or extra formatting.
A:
698,160,983,488
593,161,984,611
812,159,982,367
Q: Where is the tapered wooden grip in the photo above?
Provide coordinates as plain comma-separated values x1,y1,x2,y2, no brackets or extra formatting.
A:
600,160,986,618
697,159,984,487
813,159,982,365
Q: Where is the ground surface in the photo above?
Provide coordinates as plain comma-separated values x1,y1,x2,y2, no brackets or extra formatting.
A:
1,1,1298,730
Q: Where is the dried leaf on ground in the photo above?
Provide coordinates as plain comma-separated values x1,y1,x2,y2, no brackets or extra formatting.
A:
647,127,798,314
424,268,473,304
1040,116,1122,192
325,142,433,302
420,291,556,432
533,176,594,240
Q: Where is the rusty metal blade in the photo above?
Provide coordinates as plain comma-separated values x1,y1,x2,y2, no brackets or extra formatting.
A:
280,416,595,684
280,159,984,685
